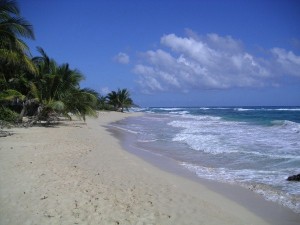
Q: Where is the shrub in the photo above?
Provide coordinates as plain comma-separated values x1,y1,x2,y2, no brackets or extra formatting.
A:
0,107,19,123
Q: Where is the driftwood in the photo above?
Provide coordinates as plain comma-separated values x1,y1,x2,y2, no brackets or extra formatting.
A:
0,130,11,137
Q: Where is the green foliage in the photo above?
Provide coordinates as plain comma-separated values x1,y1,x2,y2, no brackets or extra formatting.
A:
0,89,25,102
107,88,134,112
0,0,36,82
0,106,19,122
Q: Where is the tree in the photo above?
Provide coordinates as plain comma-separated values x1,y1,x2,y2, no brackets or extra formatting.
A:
64,88,98,121
107,90,118,111
29,47,98,121
0,0,36,122
116,88,133,112
0,0,36,87
107,88,134,112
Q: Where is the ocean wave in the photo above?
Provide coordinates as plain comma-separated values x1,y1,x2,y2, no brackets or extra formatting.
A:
168,117,299,157
245,150,300,160
169,110,189,115
234,107,300,112
201,107,232,110
129,107,148,112
274,108,300,111
172,132,239,154
137,139,160,143
181,163,283,184
107,125,139,134
168,117,221,128
154,107,184,111
253,187,300,214
234,108,256,111
180,114,222,121
271,120,300,133
180,163,300,213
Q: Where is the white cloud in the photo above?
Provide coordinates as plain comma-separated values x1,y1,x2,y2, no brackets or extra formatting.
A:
271,48,300,77
133,31,300,93
114,52,130,64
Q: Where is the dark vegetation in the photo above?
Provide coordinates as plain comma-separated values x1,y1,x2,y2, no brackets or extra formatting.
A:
0,0,134,126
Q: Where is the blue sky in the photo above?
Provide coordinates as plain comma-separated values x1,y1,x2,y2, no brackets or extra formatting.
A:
20,0,300,107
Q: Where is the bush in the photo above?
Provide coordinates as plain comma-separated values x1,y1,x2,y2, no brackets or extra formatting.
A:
0,107,19,123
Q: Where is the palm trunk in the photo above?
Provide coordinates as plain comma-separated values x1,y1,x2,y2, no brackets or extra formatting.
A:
18,100,28,122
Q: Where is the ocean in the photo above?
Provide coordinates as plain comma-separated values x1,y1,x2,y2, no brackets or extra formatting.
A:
111,106,300,213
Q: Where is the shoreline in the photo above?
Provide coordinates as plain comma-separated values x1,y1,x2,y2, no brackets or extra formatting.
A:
1,112,298,224
108,120,300,224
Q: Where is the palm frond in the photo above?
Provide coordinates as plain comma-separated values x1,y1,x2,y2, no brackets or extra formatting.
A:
0,16,35,39
46,100,65,112
0,0,19,16
0,89,24,101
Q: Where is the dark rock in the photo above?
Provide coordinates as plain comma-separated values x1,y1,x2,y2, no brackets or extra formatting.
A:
287,174,300,181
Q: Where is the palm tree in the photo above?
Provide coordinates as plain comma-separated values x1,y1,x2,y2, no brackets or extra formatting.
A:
0,0,36,86
0,0,36,121
107,90,119,111
97,95,109,110
107,88,134,112
64,88,98,121
28,47,98,121
116,88,133,112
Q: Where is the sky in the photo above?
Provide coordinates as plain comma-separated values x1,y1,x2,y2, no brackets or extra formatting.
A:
20,0,300,107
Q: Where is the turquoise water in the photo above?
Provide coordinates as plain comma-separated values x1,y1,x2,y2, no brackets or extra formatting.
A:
113,106,300,213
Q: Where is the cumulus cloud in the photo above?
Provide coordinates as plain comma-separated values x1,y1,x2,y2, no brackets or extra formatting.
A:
271,48,300,77
114,52,130,64
133,31,300,93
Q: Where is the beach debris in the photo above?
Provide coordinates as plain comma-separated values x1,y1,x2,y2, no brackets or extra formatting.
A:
44,213,54,218
0,130,11,137
40,195,48,200
287,174,300,181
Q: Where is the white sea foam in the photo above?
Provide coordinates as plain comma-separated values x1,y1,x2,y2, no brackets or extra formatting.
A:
181,162,300,213
234,107,300,112
274,108,300,111
168,116,300,157
129,107,147,112
108,125,139,134
271,120,300,133
234,108,256,111
137,139,161,143
156,107,183,111
169,110,189,115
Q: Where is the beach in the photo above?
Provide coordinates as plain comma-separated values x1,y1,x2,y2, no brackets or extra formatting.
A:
0,112,298,225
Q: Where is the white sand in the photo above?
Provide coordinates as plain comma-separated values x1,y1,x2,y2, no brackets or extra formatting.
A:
0,112,271,225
